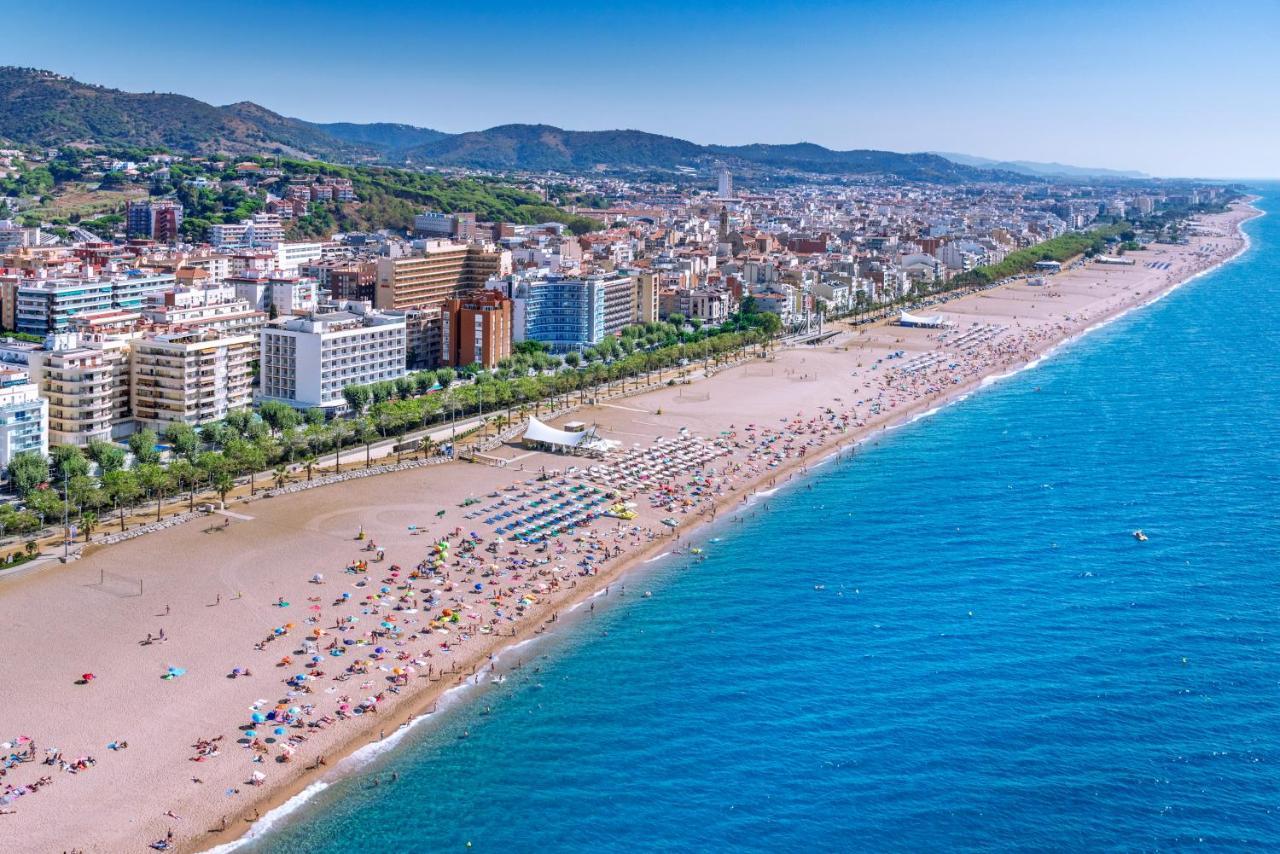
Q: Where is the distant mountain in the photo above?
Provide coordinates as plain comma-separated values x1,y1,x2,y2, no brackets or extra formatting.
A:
710,143,985,181
0,67,375,159
932,151,1148,180
0,67,1022,182
308,122,450,158
401,125,995,181
402,125,705,171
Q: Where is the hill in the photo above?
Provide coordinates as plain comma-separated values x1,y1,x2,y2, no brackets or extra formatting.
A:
308,122,450,158
0,67,375,159
400,126,997,182
932,151,1149,180
0,67,1013,182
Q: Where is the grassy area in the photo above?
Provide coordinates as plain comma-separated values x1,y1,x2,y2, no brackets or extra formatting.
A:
952,222,1128,287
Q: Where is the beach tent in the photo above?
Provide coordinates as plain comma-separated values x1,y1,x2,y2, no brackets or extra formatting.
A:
898,311,946,328
521,417,618,457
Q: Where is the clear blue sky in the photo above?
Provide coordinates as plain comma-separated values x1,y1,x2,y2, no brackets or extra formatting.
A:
8,0,1278,177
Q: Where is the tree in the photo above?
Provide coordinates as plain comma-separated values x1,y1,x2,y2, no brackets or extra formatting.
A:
80,511,97,542
212,469,235,504
7,451,49,497
50,445,90,483
86,439,126,474
24,487,63,531
259,401,301,434
329,421,350,473
168,459,202,512
101,469,141,532
342,385,372,416
353,418,379,468
163,423,200,460
563,351,581,368
200,422,231,448
273,466,289,489
229,440,267,496
225,409,256,438
135,463,170,521
128,429,161,465
301,453,318,482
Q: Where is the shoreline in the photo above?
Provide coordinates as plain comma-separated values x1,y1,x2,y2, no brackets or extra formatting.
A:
196,199,1263,853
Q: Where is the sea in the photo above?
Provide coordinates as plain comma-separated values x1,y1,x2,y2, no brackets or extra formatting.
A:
238,185,1280,852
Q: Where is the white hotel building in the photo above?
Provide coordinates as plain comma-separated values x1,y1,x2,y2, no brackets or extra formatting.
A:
0,367,48,467
258,304,406,411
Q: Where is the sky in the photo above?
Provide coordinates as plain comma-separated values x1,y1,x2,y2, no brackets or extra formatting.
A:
6,0,1279,177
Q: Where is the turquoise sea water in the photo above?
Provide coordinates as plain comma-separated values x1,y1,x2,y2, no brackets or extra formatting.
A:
245,187,1280,852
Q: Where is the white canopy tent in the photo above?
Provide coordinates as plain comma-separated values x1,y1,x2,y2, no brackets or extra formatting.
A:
898,311,947,328
522,417,618,457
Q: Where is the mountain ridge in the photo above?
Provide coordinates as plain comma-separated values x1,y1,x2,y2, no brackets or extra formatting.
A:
931,151,1148,180
0,67,1123,182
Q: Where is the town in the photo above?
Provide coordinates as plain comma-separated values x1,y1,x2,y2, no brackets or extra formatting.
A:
0,139,1232,548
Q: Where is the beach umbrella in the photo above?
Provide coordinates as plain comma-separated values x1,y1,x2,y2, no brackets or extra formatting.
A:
244,730,257,738
273,727,287,736
81,672,95,681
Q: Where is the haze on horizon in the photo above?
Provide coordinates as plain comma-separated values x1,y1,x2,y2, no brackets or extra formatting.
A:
7,0,1278,179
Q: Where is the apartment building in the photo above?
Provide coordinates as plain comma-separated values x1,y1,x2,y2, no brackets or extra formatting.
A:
131,330,256,430
441,291,512,369
209,213,286,248
413,211,477,240
259,305,406,411
271,241,326,273
497,276,605,352
594,272,637,336
230,274,318,316
111,272,177,311
28,333,132,446
374,241,509,312
14,278,113,335
13,272,175,334
635,271,660,324
141,298,267,338
0,367,48,467
390,306,444,370
125,199,184,242
302,261,377,303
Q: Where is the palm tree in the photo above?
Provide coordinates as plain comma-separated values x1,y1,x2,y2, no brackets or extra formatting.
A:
80,511,97,542
213,470,235,505
273,466,289,489
354,418,378,468
302,453,318,482
329,422,350,473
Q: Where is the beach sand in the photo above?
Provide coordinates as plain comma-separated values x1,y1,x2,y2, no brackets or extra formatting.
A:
0,202,1257,853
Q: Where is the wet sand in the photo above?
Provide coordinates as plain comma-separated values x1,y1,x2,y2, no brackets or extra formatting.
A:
0,203,1256,853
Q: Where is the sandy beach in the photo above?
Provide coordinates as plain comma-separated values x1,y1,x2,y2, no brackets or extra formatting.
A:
0,201,1257,853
